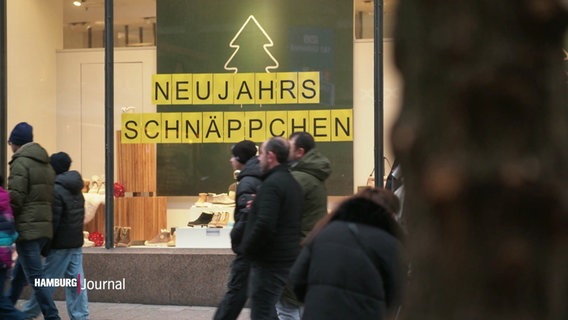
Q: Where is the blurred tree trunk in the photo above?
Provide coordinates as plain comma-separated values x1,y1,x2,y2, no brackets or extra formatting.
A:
392,0,568,319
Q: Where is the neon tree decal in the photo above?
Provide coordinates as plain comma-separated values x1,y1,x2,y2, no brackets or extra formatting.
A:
224,15,280,73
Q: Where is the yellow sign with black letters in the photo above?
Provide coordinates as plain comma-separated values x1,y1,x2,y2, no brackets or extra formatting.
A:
121,109,352,144
152,72,320,105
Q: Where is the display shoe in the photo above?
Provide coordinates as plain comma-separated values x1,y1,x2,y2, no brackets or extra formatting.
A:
211,212,231,228
167,228,176,247
116,227,131,247
196,193,208,204
215,211,231,228
187,211,214,227
207,212,223,228
144,229,171,247
167,234,176,247
207,193,235,205
114,226,122,246
98,182,106,195
83,231,95,248
228,183,237,201
98,175,106,195
88,175,100,194
82,180,90,193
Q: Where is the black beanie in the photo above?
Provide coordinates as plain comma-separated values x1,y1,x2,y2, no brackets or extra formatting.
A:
50,152,72,175
231,140,257,164
8,122,33,146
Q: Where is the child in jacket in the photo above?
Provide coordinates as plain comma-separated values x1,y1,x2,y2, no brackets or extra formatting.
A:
0,175,25,319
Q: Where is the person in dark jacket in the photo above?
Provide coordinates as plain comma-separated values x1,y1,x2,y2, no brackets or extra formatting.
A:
0,174,25,320
214,140,262,320
21,152,90,320
277,132,332,319
288,132,332,237
7,122,61,320
240,137,303,320
289,187,406,320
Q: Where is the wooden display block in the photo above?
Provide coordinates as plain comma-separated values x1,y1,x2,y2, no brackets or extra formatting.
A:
116,130,156,193
84,196,167,242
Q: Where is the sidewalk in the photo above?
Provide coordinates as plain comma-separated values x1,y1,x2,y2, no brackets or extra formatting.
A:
17,300,251,320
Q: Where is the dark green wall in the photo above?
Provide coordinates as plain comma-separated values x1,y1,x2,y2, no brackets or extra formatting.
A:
156,0,353,195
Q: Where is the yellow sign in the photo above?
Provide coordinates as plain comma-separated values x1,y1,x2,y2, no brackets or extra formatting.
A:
122,109,352,144
152,72,320,105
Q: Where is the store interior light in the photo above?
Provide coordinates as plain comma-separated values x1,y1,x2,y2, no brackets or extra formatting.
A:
73,0,83,7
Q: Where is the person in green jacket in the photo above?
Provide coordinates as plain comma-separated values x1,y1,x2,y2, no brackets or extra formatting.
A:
276,131,332,320
6,122,61,320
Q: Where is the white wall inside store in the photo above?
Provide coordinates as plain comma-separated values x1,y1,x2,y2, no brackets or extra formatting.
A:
55,48,156,180
6,0,62,167
353,39,402,188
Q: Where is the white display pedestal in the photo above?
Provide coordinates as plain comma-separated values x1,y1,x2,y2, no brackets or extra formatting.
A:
176,227,232,248
169,203,235,229
169,203,234,248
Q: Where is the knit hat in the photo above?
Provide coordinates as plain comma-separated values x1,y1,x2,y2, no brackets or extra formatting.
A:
50,152,72,175
231,140,257,164
8,122,33,146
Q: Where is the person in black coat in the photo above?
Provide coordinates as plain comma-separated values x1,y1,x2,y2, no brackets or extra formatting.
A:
214,140,262,320
21,152,90,320
240,137,303,320
289,187,406,320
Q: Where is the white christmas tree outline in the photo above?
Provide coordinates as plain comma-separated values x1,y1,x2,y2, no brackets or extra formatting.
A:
224,15,280,73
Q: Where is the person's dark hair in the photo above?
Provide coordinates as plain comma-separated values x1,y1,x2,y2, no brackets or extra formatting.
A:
231,140,257,164
303,187,404,245
289,132,315,153
0,175,3,186
264,137,289,164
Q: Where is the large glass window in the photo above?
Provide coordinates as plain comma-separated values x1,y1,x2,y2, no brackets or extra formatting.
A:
7,0,400,249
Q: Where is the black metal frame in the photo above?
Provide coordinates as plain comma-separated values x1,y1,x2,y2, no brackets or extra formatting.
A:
0,0,6,185
374,0,384,187
104,0,115,249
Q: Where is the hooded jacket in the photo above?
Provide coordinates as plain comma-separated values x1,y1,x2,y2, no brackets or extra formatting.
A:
8,142,55,241
289,198,405,320
50,170,85,249
290,149,331,237
230,156,262,253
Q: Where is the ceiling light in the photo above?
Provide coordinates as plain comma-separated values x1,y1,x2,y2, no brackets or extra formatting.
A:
73,0,83,6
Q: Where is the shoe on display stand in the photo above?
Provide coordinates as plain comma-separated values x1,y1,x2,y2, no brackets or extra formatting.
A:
217,211,231,228
207,212,223,228
168,228,176,247
83,231,95,248
116,227,131,247
196,193,207,204
207,193,235,205
82,179,90,193
187,211,214,227
208,212,230,228
145,229,171,247
98,175,106,195
194,193,211,207
114,226,122,246
88,175,100,194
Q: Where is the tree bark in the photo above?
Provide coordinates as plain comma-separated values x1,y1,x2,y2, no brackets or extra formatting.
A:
392,0,568,319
